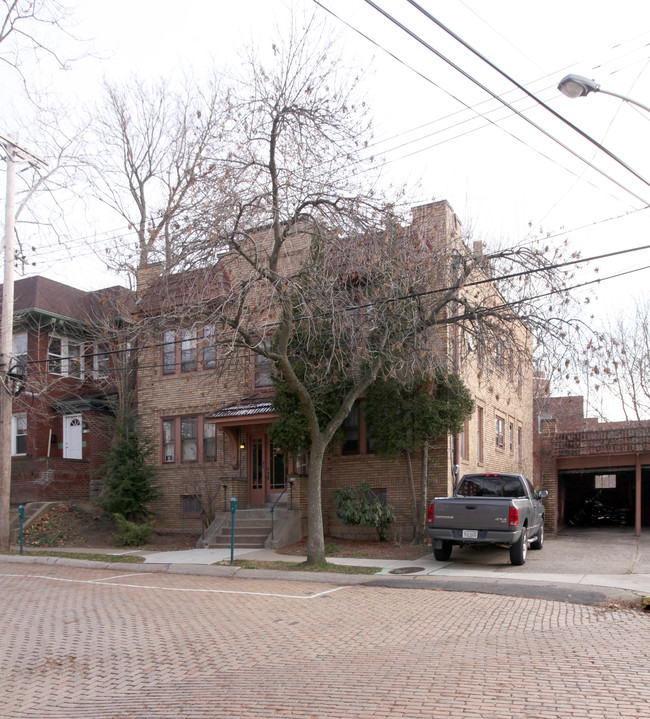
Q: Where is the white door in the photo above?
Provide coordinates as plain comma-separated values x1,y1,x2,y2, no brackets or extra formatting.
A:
63,414,83,459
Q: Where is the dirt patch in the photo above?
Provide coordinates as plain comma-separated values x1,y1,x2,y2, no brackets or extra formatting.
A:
19,503,431,559
21,503,199,551
276,537,430,561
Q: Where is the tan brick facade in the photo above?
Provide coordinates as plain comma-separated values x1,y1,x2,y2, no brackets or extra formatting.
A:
136,200,534,539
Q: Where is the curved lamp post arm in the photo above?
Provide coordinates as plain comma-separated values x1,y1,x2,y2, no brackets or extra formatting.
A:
558,74,650,115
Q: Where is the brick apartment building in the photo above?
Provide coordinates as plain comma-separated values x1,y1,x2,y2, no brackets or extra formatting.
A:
135,200,534,542
3,276,132,504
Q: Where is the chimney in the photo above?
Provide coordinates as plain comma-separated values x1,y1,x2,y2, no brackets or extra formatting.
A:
136,262,164,293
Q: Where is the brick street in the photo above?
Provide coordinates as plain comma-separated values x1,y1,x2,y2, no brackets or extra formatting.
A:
1,560,649,718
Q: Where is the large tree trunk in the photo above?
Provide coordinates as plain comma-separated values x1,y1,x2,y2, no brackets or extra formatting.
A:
306,435,327,565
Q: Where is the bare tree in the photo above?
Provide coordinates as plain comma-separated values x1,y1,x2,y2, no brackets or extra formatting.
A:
83,77,228,275
584,298,650,421
1,0,77,83
154,18,580,565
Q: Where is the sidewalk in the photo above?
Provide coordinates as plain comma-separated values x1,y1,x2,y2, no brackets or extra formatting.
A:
8,529,650,601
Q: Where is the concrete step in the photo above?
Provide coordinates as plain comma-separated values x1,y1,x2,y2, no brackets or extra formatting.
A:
211,538,266,548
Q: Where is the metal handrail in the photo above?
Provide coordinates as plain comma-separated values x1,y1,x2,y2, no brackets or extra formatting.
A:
270,484,290,541
198,483,225,543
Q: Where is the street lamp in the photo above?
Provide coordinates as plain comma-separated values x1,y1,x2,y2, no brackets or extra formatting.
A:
557,73,650,114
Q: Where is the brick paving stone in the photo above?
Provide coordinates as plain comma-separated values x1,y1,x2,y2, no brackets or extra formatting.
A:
1,561,650,718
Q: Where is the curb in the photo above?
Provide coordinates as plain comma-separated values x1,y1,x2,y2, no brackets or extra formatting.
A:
1,553,647,604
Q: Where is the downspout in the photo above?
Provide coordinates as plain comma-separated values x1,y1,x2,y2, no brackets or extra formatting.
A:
635,453,642,537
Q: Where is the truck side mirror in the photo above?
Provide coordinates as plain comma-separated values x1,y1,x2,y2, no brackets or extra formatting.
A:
537,490,548,499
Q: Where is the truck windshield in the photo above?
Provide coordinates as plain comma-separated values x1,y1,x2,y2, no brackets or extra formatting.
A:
457,476,525,498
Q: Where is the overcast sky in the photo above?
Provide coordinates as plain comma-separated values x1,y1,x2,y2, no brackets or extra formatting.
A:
3,1,650,357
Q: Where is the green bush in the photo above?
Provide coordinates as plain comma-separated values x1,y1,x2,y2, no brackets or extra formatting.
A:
99,409,160,522
113,513,153,547
334,483,396,541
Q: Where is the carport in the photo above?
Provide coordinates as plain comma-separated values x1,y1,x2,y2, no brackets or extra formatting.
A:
551,426,650,536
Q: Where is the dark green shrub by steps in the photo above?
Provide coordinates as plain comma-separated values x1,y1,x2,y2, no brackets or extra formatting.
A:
113,513,153,546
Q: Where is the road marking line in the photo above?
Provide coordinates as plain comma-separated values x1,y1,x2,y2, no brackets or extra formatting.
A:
93,573,149,582
0,572,350,599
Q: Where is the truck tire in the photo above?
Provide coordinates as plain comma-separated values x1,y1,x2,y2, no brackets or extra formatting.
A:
509,528,527,565
530,524,544,550
433,541,453,561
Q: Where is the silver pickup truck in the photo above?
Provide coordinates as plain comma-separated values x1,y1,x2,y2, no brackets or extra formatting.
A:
426,473,548,565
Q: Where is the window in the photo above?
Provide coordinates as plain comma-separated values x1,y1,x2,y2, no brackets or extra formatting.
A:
254,352,273,389
12,413,27,455
203,324,217,369
342,401,360,454
495,416,505,450
180,329,198,372
181,495,202,515
517,426,522,463
476,407,484,464
459,418,469,461
48,336,83,377
162,328,217,375
341,401,374,455
162,331,176,374
509,422,514,454
12,332,27,368
48,336,63,375
181,417,198,461
94,344,111,378
595,474,616,489
293,452,309,475
67,341,84,378
203,421,216,461
163,416,215,464
494,341,505,370
162,420,175,463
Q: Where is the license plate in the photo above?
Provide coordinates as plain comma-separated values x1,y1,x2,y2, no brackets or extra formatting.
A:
462,529,478,539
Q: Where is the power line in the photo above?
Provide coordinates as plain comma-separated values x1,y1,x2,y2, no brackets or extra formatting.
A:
361,0,650,207
312,0,650,215
16,237,650,370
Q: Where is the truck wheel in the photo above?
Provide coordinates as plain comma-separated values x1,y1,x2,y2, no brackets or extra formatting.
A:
530,524,544,550
433,542,453,561
510,528,527,565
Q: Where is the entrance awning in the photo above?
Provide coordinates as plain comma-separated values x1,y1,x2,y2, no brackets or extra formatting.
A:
207,400,278,468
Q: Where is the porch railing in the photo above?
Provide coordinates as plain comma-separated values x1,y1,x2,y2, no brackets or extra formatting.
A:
270,480,294,541
552,425,650,457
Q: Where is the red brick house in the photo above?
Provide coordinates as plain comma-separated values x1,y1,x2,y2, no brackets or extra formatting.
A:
3,276,132,504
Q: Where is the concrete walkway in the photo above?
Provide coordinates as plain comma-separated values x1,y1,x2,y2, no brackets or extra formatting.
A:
12,527,650,600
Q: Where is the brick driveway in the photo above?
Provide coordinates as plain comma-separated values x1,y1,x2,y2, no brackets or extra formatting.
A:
1,560,649,718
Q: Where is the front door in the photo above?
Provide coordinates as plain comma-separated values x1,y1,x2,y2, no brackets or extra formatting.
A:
63,414,83,459
248,432,287,505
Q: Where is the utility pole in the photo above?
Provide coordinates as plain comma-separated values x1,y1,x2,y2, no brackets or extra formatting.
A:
0,134,46,551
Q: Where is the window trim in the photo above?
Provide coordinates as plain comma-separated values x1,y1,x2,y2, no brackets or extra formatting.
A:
162,415,217,465
48,335,84,378
12,332,28,369
181,494,202,516
12,412,27,456
253,351,273,390
341,400,374,456
476,406,484,464
459,417,469,461
162,327,217,376
495,415,505,450
93,343,111,378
